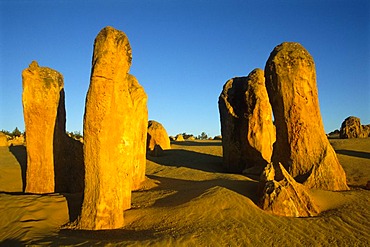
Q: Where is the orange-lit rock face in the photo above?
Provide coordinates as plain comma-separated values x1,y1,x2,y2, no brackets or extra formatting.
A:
340,116,370,138
259,163,319,217
147,120,171,152
127,74,148,191
22,61,65,194
78,26,147,230
265,42,348,191
0,132,8,146
219,69,275,173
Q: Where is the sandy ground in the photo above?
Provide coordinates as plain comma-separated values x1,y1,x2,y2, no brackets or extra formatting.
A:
0,139,369,246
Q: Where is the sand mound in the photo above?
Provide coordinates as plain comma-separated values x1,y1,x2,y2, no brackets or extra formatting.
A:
0,140,369,245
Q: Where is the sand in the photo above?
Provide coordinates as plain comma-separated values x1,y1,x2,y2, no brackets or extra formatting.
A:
0,139,369,246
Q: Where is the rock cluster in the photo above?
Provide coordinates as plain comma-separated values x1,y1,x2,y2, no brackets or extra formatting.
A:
265,42,348,191
22,61,84,194
340,116,370,138
219,69,275,173
219,42,349,217
77,26,147,230
147,120,171,155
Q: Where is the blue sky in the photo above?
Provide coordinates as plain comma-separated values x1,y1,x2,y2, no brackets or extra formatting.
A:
0,0,369,137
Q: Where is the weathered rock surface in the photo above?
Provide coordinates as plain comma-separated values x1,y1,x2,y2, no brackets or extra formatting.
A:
340,116,370,138
147,120,171,152
127,74,148,191
259,163,319,217
219,69,275,173
22,61,65,194
0,132,8,146
77,26,147,230
363,125,370,138
265,42,348,191
22,61,84,194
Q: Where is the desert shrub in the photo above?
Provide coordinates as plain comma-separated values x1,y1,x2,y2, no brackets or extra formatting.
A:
197,132,208,140
12,127,22,137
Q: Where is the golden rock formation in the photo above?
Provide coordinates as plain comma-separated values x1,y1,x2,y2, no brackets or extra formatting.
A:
147,120,171,153
0,132,8,147
127,74,148,191
259,163,319,217
22,61,65,194
77,26,147,230
265,42,348,191
340,116,370,138
219,69,275,173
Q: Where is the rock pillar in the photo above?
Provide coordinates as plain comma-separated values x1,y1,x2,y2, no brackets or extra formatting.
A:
22,61,65,194
218,69,275,173
77,26,147,230
265,42,348,191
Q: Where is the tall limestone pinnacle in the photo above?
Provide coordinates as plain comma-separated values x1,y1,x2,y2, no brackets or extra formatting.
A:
22,61,65,194
264,42,349,191
22,61,84,194
77,26,148,230
219,69,275,173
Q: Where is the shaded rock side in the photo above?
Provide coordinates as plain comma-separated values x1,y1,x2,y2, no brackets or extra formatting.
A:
218,69,275,173
259,163,319,217
22,61,64,194
147,120,171,152
340,116,370,138
149,144,164,157
0,132,8,146
363,125,370,138
78,26,147,230
127,74,148,191
265,42,348,191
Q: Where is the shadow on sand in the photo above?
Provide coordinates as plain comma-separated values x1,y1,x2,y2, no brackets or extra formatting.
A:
146,149,259,206
7,144,83,223
335,149,370,159
147,149,224,173
171,140,222,147
146,175,259,208
8,145,27,191
27,228,158,246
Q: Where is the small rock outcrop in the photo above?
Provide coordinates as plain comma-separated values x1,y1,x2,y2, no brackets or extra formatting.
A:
219,69,275,173
213,135,222,140
186,136,196,141
22,61,65,194
340,116,370,138
0,132,8,146
265,42,349,191
77,26,147,230
175,134,185,141
259,163,319,217
147,120,171,153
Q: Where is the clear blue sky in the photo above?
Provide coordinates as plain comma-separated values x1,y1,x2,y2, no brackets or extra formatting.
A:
1,0,369,137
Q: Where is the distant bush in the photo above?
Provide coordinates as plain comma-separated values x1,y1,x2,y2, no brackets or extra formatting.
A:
1,127,23,138
12,127,22,137
197,132,208,140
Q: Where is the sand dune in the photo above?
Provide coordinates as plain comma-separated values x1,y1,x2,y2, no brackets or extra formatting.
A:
0,139,369,246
